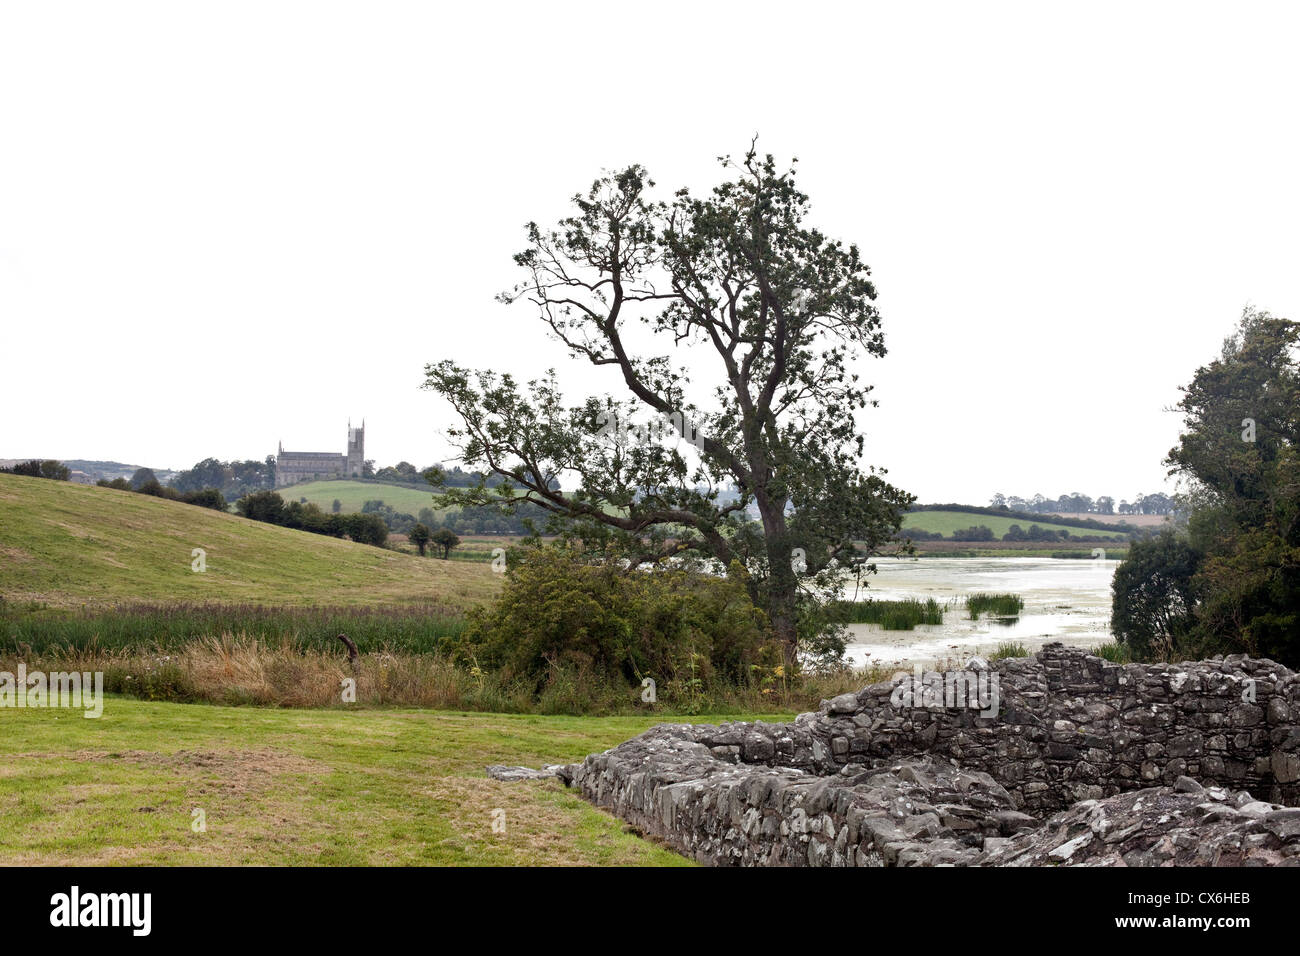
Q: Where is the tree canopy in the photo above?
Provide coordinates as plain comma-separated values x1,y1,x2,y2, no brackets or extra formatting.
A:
1112,307,1300,664
423,145,912,657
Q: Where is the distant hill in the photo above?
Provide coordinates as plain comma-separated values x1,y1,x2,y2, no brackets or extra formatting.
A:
0,473,494,610
0,459,177,483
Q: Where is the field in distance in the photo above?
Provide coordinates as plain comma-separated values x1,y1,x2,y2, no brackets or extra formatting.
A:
0,473,496,611
280,479,448,517
902,509,1129,540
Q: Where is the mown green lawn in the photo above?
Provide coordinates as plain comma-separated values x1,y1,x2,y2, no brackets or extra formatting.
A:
0,697,792,866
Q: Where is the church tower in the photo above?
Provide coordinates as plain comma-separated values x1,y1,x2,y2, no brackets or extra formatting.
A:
346,419,365,477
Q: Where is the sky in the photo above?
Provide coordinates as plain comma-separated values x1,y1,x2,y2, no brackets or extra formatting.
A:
2,1,1299,505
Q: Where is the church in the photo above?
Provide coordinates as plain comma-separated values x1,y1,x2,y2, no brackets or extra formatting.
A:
274,422,365,487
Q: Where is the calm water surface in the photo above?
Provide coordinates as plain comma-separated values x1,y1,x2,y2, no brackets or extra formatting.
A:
843,556,1115,668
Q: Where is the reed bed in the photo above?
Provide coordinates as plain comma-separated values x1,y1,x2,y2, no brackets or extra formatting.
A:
965,593,1025,619
834,597,944,630
0,602,466,655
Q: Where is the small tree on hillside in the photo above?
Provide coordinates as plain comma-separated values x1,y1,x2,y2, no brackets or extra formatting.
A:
344,512,389,548
409,522,431,556
130,467,158,490
431,527,460,559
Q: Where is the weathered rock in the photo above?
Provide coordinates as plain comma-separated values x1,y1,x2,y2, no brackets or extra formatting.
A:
485,764,574,783
980,785,1300,866
559,645,1300,865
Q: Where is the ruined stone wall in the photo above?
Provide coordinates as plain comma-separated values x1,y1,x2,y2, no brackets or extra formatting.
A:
571,644,1300,866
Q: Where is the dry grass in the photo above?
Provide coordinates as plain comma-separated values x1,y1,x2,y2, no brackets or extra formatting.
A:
3,635,887,715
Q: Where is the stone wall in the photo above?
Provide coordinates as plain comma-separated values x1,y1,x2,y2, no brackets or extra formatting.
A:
569,644,1300,866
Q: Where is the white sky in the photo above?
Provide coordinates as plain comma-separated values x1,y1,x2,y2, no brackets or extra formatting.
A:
3,1,1298,504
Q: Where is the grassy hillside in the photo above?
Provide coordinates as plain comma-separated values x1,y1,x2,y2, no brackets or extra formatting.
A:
0,473,496,611
0,696,769,865
281,479,448,517
903,509,1127,540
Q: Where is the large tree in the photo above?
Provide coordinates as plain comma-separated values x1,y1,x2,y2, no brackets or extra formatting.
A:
1166,307,1300,661
423,147,912,659
1112,307,1299,664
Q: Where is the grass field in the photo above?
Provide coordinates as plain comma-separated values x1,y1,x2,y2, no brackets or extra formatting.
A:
0,697,791,865
281,479,448,517
0,473,497,611
902,509,1127,540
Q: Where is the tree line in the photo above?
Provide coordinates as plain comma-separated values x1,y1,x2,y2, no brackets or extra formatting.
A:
906,523,1121,543
989,491,1176,516
235,490,389,546
1,459,71,480
1111,308,1299,666
95,467,228,510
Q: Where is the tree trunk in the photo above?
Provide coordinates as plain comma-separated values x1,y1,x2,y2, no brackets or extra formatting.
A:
756,493,800,666
768,584,800,669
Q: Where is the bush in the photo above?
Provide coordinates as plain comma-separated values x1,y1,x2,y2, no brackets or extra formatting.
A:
343,512,389,547
1110,531,1200,659
456,546,773,693
180,488,227,511
236,489,285,523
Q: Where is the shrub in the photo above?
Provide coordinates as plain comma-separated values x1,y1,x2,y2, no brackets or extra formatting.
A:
343,512,389,547
180,488,227,510
237,489,286,523
1110,531,1200,659
457,546,773,693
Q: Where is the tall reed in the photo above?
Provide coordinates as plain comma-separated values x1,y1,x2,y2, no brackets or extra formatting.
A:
833,598,944,630
965,593,1025,619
